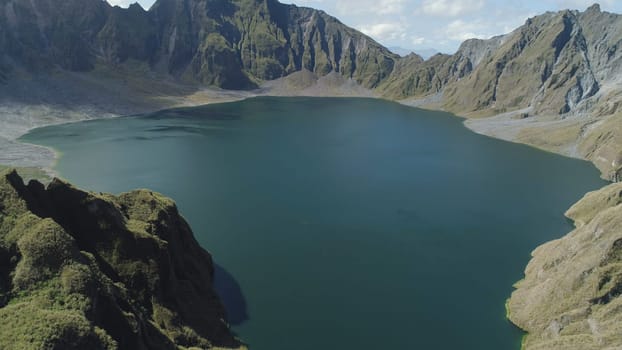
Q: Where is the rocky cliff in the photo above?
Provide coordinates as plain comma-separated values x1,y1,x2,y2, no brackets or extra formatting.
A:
508,182,622,349
378,35,506,101
381,5,618,116
0,0,397,90
0,169,243,350
388,5,622,183
385,4,622,181
2,1,621,120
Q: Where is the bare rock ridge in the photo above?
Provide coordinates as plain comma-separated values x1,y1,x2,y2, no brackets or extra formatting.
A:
508,182,622,349
0,0,397,90
0,0,617,114
0,169,243,349
379,3,609,116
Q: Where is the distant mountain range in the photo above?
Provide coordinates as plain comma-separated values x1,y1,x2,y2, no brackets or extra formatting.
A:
389,46,439,59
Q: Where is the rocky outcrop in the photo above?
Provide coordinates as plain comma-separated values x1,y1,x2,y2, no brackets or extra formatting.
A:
378,36,506,101
0,169,243,349
508,182,622,349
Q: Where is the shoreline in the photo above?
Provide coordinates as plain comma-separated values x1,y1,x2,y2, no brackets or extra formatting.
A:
4,76,616,350
18,95,597,350
11,92,607,182
2,69,614,182
0,69,380,174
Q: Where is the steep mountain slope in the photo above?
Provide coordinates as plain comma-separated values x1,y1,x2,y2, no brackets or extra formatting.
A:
383,4,622,181
508,182,622,350
387,7,587,115
0,0,398,89
379,36,506,101
0,169,243,349
444,10,599,117
381,5,616,118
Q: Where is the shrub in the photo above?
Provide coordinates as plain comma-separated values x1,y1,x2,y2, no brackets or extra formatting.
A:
13,219,77,290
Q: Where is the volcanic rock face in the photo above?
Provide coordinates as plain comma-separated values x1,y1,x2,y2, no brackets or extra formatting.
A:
508,182,622,350
1,1,621,120
380,4,622,120
0,169,241,349
0,0,397,90
388,4,622,181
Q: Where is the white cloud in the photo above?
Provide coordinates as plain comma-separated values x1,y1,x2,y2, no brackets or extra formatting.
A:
374,0,407,15
359,22,408,41
106,0,133,7
445,19,492,41
335,0,405,16
411,36,426,45
290,0,622,53
106,0,151,8
291,0,326,6
440,4,536,44
420,0,485,17
552,0,615,10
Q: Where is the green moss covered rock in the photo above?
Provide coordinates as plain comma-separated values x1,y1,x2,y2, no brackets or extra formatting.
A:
508,182,622,350
0,169,244,350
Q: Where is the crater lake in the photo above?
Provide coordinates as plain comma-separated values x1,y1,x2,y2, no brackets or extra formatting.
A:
21,97,607,350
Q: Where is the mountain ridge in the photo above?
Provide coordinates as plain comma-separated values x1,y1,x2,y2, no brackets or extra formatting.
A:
0,0,399,89
2,1,621,130
3,1,621,182
2,3,622,349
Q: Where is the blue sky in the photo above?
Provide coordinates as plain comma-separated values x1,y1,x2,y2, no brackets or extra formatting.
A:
107,0,622,54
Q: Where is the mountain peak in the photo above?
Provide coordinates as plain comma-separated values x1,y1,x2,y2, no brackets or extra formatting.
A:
586,3,601,13
127,2,146,10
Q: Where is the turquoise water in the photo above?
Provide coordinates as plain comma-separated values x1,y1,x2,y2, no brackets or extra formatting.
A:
22,97,607,349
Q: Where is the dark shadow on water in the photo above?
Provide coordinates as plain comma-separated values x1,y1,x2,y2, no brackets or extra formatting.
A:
146,109,242,121
213,264,249,326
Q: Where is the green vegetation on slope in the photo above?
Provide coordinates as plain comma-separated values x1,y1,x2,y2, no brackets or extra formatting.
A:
508,182,622,349
0,169,244,350
0,0,398,90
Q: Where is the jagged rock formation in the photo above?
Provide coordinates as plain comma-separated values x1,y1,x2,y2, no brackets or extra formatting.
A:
0,169,243,350
381,5,620,118
508,182,622,349
378,36,506,101
0,0,397,90
388,4,622,181
442,10,601,117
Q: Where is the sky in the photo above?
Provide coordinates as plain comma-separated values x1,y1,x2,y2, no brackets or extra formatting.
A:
106,0,622,54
